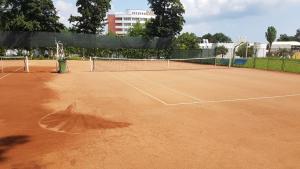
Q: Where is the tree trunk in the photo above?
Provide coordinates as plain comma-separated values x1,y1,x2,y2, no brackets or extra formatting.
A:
269,43,272,56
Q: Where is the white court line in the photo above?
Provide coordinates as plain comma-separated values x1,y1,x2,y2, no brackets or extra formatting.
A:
129,73,204,102
167,93,300,106
112,74,300,107
0,67,24,80
112,74,169,105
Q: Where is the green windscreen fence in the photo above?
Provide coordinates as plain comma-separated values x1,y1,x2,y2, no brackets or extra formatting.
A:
170,49,215,59
0,32,172,49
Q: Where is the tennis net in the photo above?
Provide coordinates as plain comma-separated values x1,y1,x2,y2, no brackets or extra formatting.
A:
90,57,231,72
0,56,29,73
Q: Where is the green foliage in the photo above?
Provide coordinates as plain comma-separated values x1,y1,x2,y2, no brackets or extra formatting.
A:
0,0,64,32
174,32,200,50
265,26,277,51
201,33,232,43
69,0,111,34
296,29,300,42
278,34,296,41
107,31,117,37
277,28,300,42
0,47,5,56
212,33,232,43
236,43,254,58
215,46,228,57
146,0,185,38
128,22,146,37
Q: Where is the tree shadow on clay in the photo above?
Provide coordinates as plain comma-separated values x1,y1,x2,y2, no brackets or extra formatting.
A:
0,135,30,163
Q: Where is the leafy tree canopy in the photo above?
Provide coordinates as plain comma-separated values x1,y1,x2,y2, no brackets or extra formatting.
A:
128,22,146,37
265,26,277,51
201,33,232,43
0,0,64,32
277,28,300,42
296,29,300,42
236,43,254,58
215,46,228,58
174,32,200,50
69,0,111,34
278,34,296,41
146,0,185,38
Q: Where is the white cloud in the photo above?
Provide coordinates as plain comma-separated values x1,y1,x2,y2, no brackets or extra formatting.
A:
181,0,300,19
181,0,300,37
54,0,78,27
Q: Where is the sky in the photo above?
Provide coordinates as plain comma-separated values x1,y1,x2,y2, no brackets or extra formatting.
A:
53,0,300,42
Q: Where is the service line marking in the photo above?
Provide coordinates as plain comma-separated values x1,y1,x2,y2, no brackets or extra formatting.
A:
112,74,300,107
112,74,169,105
0,67,24,80
167,93,300,106
129,73,204,102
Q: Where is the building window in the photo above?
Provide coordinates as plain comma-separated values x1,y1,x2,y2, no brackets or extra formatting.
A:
132,18,140,21
124,23,131,26
123,17,131,21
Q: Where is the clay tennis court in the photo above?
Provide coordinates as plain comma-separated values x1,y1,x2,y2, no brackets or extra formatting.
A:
1,60,300,169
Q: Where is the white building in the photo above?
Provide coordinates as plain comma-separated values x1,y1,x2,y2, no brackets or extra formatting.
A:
107,9,155,36
271,41,300,52
254,43,267,58
199,39,267,58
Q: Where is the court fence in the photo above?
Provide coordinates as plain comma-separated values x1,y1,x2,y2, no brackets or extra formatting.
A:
0,31,172,49
0,31,217,60
234,57,300,73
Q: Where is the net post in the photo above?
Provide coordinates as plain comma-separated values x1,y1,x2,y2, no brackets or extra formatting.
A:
1,56,3,73
214,57,217,66
92,57,96,72
167,59,170,69
90,57,94,72
25,56,29,72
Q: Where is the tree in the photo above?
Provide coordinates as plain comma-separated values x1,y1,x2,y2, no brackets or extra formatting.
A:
128,22,146,37
146,0,185,38
201,33,213,42
236,43,254,58
175,32,200,50
296,29,300,42
215,46,228,58
107,31,117,37
265,26,277,54
0,0,64,32
0,47,5,56
69,0,111,34
278,34,295,41
201,33,232,43
212,33,232,43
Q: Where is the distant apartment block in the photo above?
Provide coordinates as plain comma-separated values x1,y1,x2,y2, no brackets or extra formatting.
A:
107,9,155,36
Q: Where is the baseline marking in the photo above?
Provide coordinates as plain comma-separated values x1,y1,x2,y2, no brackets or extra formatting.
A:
167,93,300,106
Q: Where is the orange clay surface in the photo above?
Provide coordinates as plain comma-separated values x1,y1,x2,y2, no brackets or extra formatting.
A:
0,60,300,169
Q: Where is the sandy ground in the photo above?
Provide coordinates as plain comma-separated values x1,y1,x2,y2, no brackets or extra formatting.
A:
0,60,300,169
